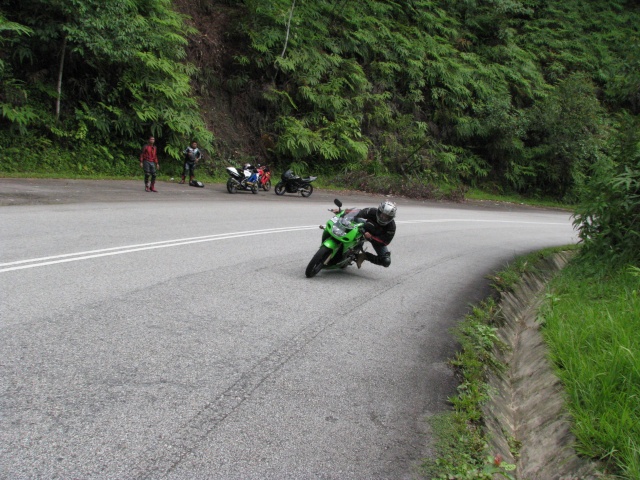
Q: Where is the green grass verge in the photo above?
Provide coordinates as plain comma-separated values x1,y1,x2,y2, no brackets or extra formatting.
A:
0,170,226,184
540,261,640,478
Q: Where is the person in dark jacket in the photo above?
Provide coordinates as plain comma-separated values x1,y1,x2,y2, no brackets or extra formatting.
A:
139,136,159,192
355,200,397,268
180,141,202,184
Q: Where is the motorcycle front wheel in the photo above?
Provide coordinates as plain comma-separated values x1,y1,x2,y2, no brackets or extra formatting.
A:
305,246,332,278
262,179,271,191
300,184,313,197
226,178,237,194
275,182,286,196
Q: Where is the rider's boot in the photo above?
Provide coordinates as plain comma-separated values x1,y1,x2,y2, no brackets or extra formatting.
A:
150,182,158,192
179,175,185,184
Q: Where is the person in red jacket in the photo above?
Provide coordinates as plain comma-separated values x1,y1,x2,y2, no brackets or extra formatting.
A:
139,136,159,192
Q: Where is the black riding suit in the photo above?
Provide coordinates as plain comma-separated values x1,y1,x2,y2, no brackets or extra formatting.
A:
356,207,396,267
182,146,202,181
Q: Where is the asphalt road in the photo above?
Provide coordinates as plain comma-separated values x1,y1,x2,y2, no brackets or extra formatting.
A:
0,178,577,479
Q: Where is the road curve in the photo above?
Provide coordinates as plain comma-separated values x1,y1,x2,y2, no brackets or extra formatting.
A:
0,179,577,479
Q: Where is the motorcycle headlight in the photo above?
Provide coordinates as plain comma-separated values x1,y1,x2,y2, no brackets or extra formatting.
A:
331,217,355,237
332,224,347,237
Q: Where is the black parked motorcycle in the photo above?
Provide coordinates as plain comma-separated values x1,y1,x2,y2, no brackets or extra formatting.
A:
274,169,317,197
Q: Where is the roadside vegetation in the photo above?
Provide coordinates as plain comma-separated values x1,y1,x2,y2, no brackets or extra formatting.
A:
423,247,639,479
420,247,566,480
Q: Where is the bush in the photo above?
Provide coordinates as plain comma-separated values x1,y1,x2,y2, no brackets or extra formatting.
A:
573,113,640,266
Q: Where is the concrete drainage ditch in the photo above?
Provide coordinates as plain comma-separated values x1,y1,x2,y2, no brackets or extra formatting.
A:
482,252,600,479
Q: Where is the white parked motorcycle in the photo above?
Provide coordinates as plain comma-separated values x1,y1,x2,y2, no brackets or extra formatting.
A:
226,164,260,194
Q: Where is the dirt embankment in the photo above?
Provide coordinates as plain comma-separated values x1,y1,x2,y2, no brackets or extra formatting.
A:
175,1,266,162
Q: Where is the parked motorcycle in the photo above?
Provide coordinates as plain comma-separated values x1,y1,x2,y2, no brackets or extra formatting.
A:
226,164,259,194
275,169,317,197
257,165,272,191
305,198,366,278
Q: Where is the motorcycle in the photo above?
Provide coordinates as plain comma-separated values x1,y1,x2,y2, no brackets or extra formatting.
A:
305,198,366,278
226,165,259,194
257,165,272,191
275,169,317,197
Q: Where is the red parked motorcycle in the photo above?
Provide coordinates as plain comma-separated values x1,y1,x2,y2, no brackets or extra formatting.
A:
257,165,272,191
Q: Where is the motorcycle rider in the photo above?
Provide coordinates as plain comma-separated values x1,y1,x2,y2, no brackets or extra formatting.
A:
355,200,397,268
180,141,202,184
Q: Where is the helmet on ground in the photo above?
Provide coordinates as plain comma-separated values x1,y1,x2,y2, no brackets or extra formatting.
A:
376,200,397,225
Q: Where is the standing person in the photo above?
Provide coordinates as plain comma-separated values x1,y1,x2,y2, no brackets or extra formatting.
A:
355,200,397,268
180,141,202,184
140,136,159,192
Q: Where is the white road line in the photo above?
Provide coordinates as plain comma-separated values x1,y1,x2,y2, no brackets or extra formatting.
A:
0,226,318,273
0,219,570,273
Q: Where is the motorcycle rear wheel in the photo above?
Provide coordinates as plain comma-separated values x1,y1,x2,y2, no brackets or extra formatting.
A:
305,246,332,278
226,178,237,194
262,179,271,191
300,184,313,197
275,182,286,196
251,184,258,194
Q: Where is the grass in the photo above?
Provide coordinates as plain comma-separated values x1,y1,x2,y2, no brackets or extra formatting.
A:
540,261,640,478
0,169,226,184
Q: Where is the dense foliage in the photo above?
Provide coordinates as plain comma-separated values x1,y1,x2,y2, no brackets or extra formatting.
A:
0,0,212,165
224,0,638,201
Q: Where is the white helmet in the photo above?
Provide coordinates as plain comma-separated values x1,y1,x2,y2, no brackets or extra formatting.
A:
377,200,397,225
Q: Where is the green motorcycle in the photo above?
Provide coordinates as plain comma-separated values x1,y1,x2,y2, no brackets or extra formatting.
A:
305,199,366,278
